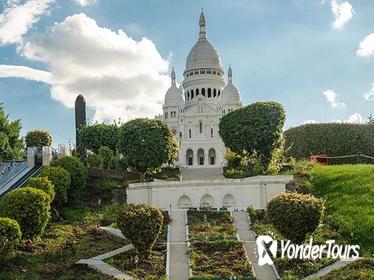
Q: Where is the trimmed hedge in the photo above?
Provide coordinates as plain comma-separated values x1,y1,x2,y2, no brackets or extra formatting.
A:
267,192,324,243
117,204,163,261
27,177,55,202
0,217,22,260
25,129,52,147
40,166,71,206
0,188,51,238
52,156,87,197
284,123,374,164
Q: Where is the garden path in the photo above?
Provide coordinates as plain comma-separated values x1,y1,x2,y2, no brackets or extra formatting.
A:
232,211,278,280
169,210,190,280
303,258,361,279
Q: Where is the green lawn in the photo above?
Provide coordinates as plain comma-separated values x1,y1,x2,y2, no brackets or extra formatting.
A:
310,164,374,256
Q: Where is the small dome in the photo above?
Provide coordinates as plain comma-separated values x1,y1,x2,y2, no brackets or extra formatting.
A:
164,68,184,107
185,11,223,71
220,66,241,105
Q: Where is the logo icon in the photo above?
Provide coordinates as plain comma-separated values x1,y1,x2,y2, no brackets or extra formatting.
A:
256,235,277,265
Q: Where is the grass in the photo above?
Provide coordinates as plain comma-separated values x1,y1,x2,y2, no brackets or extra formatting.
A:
310,164,374,256
187,210,255,279
317,258,374,280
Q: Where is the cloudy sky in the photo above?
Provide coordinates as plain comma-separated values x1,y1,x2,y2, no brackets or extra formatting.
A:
0,0,374,145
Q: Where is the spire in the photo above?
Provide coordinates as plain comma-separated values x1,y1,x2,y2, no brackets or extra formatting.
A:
171,67,176,85
199,9,206,39
228,65,232,83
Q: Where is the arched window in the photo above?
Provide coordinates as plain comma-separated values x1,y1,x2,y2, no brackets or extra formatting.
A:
189,129,192,138
186,149,193,166
211,128,213,138
196,89,200,96
208,88,211,98
202,88,205,96
187,92,190,101
209,148,216,165
218,90,221,97
213,89,217,97
191,90,194,99
165,112,168,119
197,149,205,165
199,121,203,134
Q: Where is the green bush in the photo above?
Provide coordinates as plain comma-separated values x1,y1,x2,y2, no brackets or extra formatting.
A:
0,217,22,260
267,192,324,243
219,102,286,168
284,123,374,164
98,146,113,169
52,156,87,197
79,123,119,153
27,177,55,202
117,204,163,261
25,129,52,147
0,187,51,238
87,153,101,168
40,166,70,206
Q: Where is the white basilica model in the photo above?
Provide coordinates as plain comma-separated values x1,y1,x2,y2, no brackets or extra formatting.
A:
156,10,242,169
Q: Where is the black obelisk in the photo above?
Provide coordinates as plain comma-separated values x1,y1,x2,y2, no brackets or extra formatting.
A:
75,95,87,161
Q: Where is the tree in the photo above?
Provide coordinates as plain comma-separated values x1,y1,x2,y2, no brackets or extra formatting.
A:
0,103,23,162
219,102,285,167
117,204,163,262
40,166,71,206
267,192,324,243
25,129,52,147
79,123,119,153
118,118,179,182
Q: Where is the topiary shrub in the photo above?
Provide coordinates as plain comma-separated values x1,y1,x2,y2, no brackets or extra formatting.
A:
117,204,163,261
98,146,113,169
40,166,71,206
87,153,101,168
25,129,52,147
27,177,55,202
0,217,22,260
267,192,324,243
0,188,51,239
52,156,87,198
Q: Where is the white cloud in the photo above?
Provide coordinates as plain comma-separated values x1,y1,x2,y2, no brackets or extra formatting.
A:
332,113,365,124
302,120,317,125
330,0,354,30
357,33,374,57
73,0,96,7
1,13,170,122
0,0,53,45
323,89,346,109
363,84,374,101
0,65,52,83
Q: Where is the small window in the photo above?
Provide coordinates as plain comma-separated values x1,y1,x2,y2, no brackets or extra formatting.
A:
196,89,200,96
207,69,211,74
189,129,192,138
213,71,216,75
199,122,203,134
208,88,211,98
201,70,206,74
218,90,221,97
211,128,213,138
202,88,205,96
213,89,217,98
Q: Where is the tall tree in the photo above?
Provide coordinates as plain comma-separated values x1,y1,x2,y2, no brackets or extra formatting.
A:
0,104,23,162
118,118,179,182
79,123,119,154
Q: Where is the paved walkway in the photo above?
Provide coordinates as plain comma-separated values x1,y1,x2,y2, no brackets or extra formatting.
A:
232,211,278,280
181,167,224,181
169,210,190,280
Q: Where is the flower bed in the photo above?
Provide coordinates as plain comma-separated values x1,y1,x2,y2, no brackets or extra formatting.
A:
187,210,255,279
106,224,168,280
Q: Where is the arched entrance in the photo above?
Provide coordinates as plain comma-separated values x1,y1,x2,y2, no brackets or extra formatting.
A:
197,149,204,165
178,195,192,208
209,148,216,165
186,149,193,165
222,194,236,208
200,194,214,208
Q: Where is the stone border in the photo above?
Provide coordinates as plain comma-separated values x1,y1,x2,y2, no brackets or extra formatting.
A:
185,210,193,278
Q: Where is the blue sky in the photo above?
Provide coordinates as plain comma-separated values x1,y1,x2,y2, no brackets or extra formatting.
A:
0,0,374,146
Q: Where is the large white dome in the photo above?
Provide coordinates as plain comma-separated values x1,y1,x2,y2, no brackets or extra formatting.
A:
185,11,223,71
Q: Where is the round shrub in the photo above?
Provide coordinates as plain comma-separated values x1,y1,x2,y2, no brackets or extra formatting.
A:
40,166,71,206
52,156,87,196
0,188,51,239
27,177,55,202
117,204,163,261
267,192,324,243
0,217,22,260
25,129,52,147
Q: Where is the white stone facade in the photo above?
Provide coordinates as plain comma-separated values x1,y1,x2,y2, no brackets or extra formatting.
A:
127,175,293,210
156,11,242,169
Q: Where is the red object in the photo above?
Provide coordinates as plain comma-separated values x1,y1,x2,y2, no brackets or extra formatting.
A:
310,154,328,165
